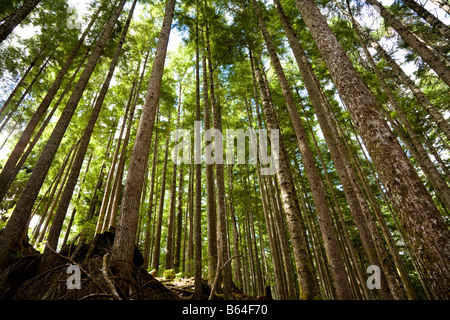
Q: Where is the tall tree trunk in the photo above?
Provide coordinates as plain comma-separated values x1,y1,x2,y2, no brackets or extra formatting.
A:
428,0,450,15
0,50,54,134
37,139,80,244
40,0,136,271
3,50,90,201
94,85,134,234
194,3,203,298
0,35,51,120
174,165,184,272
365,0,450,86
252,0,353,299
203,1,231,296
245,174,264,297
251,52,319,300
401,0,450,38
143,117,159,270
105,77,139,231
274,0,389,299
0,0,42,43
62,152,93,247
111,0,176,278
0,0,127,271
349,8,450,212
202,16,218,286
166,92,182,270
0,7,100,203
227,164,243,292
185,164,193,276
293,0,450,299
152,133,171,273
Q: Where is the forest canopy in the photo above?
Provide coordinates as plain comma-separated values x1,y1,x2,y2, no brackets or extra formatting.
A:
0,0,449,300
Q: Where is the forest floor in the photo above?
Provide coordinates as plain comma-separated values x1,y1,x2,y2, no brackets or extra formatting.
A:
0,230,263,300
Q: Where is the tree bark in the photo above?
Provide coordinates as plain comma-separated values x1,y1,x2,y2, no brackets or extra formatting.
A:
194,5,203,298
203,10,218,286
365,0,450,86
401,0,450,38
151,134,170,273
350,10,450,211
429,0,450,15
0,7,100,203
0,0,42,43
338,4,450,158
253,0,353,299
40,0,136,272
166,92,182,270
0,0,127,271
111,0,176,277
294,0,450,299
174,165,184,272
143,122,159,270
205,7,232,296
252,52,319,300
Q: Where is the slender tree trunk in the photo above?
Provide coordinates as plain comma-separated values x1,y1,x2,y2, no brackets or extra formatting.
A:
187,164,194,276
111,0,176,278
105,79,139,231
0,35,51,120
210,60,231,299
202,15,218,286
349,10,450,212
143,118,159,270
246,175,264,297
268,175,299,300
0,0,42,43
0,50,54,134
365,0,450,86
226,164,243,291
294,0,450,299
401,0,450,38
253,0,353,299
37,139,80,244
174,166,184,272
94,89,133,234
203,4,232,296
0,0,126,271
40,0,136,272
194,4,203,298
83,131,114,229
0,7,101,203
151,134,171,273
251,51,319,300
429,0,450,14
182,164,191,274
3,50,90,201
62,152,93,247
166,94,182,270
32,144,75,243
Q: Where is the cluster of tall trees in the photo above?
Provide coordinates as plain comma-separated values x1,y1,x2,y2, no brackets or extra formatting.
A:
0,0,448,300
